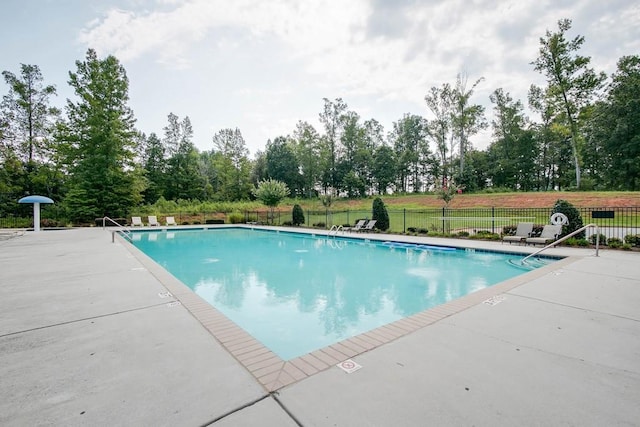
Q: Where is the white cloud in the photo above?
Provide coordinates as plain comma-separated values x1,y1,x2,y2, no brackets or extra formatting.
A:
75,0,640,153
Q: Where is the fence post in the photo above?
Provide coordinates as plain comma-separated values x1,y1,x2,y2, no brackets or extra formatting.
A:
491,206,495,234
403,209,406,233
442,207,445,234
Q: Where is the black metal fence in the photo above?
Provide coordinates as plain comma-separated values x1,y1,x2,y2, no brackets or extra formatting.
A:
2,206,639,241
246,206,640,240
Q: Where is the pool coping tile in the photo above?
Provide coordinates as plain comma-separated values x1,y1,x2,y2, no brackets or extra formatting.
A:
119,227,577,393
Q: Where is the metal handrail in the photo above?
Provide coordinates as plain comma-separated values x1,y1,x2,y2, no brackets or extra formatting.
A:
102,216,133,242
328,225,344,236
521,223,600,264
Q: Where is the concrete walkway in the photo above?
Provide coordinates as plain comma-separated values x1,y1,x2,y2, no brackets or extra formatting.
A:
1,227,639,426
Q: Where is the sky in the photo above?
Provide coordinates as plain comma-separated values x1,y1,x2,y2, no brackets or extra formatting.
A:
2,0,639,157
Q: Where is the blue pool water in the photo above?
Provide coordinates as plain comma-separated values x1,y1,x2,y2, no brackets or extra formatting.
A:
131,228,553,360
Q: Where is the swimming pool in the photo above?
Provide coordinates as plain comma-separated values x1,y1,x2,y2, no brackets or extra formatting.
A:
131,228,556,360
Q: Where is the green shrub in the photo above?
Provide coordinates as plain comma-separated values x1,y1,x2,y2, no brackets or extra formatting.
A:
313,222,326,228
624,234,640,246
590,233,607,246
282,220,293,226
292,204,305,226
372,197,390,231
552,199,584,238
622,243,632,251
227,212,244,224
608,237,623,248
576,238,590,247
457,231,470,237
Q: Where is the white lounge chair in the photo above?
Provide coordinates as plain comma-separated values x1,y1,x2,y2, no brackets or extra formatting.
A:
345,219,367,232
148,216,160,226
502,222,534,244
359,220,377,232
526,224,562,246
165,216,177,226
131,216,143,227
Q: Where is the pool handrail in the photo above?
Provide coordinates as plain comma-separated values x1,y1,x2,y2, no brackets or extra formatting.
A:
102,216,134,242
521,223,599,264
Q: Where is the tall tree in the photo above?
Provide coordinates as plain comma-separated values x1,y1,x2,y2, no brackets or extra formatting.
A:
293,120,321,198
532,18,606,189
164,115,204,200
212,128,252,200
487,88,537,190
1,64,59,163
140,132,165,203
390,113,431,193
58,49,141,221
265,136,301,197
451,73,487,178
318,97,347,194
371,144,396,195
585,55,640,189
424,83,454,186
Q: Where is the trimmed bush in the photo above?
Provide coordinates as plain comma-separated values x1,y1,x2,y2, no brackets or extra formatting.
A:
292,204,305,226
205,219,225,224
372,197,389,231
552,199,584,238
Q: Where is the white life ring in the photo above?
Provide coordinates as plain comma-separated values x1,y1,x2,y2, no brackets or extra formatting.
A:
550,213,569,225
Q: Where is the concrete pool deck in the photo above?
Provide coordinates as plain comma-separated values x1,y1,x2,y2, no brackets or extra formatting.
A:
1,226,639,426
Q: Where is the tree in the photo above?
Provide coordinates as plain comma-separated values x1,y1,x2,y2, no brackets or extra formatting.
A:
371,197,389,231
293,120,321,198
585,55,640,190
390,113,431,193
1,64,59,164
532,18,606,189
58,49,141,221
141,132,165,203
212,128,252,201
252,179,289,224
451,73,487,178
487,88,538,190
318,97,347,194
164,115,204,200
265,136,301,196
424,83,454,186
371,145,396,194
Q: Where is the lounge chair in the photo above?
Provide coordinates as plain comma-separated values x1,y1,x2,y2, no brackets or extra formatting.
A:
148,216,160,226
345,219,367,232
165,216,177,226
502,222,534,244
131,216,143,227
359,220,377,232
526,224,562,246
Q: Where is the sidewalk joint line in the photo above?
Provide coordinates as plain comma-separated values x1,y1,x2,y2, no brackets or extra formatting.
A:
0,302,171,338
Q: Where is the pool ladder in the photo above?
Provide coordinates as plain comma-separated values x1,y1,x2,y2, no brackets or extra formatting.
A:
328,225,344,236
521,223,600,264
102,216,134,242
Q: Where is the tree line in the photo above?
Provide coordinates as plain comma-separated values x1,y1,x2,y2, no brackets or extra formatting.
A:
1,19,639,222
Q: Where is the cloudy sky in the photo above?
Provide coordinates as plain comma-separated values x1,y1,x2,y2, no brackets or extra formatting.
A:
2,0,638,156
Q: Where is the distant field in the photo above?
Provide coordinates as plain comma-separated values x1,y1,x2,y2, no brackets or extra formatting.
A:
288,191,640,211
